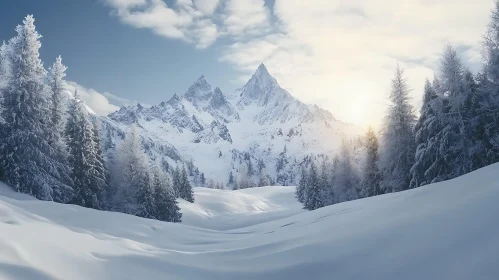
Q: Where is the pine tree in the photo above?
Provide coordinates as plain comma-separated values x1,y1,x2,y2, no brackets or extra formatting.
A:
65,91,102,208
410,79,441,188
303,162,323,210
473,72,499,166
0,40,9,91
478,2,499,163
247,158,254,176
172,166,181,198
484,0,499,91
187,159,195,176
360,127,381,197
0,15,72,201
45,55,74,203
233,178,239,190
161,157,169,172
200,172,206,187
379,65,416,193
434,46,473,181
135,169,155,219
238,163,253,189
258,167,270,187
48,56,67,132
112,125,151,215
91,119,108,207
152,167,181,222
334,139,360,202
295,167,308,203
0,41,8,178
228,171,234,185
179,166,195,202
318,159,331,204
207,179,216,189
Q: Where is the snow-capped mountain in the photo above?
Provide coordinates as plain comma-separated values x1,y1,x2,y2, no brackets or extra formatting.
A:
102,64,362,186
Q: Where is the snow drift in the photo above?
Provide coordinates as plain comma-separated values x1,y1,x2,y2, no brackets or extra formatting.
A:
1,163,499,279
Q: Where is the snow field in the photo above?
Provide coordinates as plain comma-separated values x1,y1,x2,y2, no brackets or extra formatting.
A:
0,163,499,279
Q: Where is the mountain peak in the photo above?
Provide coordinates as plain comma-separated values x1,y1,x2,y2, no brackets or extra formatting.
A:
237,63,280,105
252,63,276,86
190,75,210,90
214,87,223,95
256,63,269,75
194,75,210,88
185,75,212,101
167,93,181,105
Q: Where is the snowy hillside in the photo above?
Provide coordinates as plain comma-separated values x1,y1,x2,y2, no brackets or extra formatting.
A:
103,64,362,186
1,164,499,279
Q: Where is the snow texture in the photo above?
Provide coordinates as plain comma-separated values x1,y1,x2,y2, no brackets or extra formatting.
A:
1,163,499,279
104,63,362,186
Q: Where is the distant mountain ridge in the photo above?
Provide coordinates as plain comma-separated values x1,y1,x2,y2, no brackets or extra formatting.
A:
100,64,362,186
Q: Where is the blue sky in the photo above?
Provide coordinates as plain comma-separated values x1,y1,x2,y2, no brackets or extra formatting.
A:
0,0,495,126
0,0,240,109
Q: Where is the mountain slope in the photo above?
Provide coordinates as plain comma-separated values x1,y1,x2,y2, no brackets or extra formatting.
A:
1,163,499,279
104,64,362,186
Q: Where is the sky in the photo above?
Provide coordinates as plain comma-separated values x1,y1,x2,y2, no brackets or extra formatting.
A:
0,0,496,127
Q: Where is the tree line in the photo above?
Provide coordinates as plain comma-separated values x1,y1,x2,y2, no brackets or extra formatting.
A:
0,15,193,222
297,2,499,210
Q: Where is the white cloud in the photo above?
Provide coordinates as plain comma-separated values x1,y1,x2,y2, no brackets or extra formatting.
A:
102,0,272,48
193,0,219,16
103,0,496,127
103,0,219,48
220,0,494,128
221,0,271,36
67,82,121,116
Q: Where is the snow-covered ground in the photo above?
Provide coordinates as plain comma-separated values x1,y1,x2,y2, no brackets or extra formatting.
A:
1,164,499,279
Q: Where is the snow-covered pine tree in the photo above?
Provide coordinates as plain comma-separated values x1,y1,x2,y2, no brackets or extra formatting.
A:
258,167,270,187
187,159,195,176
172,166,181,198
410,79,442,188
275,146,290,185
0,41,8,178
434,46,473,181
48,56,67,132
91,119,109,207
295,166,308,203
379,65,416,193
152,166,181,223
319,159,333,206
237,163,252,189
179,166,195,202
247,157,254,176
200,172,206,187
228,171,234,185
161,157,169,172
135,168,155,219
46,56,73,202
360,127,381,197
477,2,499,163
484,0,499,91
0,40,9,90
303,162,323,210
0,15,72,201
473,72,499,166
0,41,8,126
112,125,151,215
65,91,103,208
334,139,360,202
207,179,216,189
